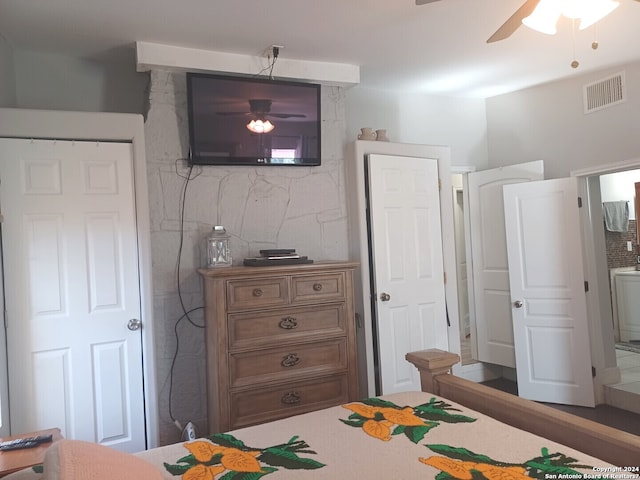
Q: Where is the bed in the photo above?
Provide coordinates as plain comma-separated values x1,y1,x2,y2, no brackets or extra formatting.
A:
5,349,640,479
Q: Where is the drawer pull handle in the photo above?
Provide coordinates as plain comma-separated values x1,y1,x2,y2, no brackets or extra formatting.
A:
281,353,301,367
281,392,301,404
312,283,323,292
279,317,298,329
252,288,263,297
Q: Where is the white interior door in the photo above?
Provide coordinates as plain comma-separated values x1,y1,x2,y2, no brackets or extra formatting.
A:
503,177,595,406
368,154,447,394
0,138,147,451
468,161,544,367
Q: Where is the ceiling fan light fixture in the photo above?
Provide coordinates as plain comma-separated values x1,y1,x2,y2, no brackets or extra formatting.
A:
576,0,620,29
246,119,275,133
522,0,562,35
522,0,620,35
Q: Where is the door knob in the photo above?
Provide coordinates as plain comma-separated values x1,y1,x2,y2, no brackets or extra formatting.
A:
513,300,523,308
379,292,391,302
127,318,142,331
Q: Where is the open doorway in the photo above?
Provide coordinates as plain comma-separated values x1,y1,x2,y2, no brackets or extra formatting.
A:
450,160,640,409
452,173,476,365
575,159,640,411
595,169,640,413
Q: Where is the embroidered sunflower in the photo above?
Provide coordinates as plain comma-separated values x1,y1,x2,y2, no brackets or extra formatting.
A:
183,441,262,476
340,397,476,443
421,445,601,480
163,434,325,479
342,403,431,441
420,456,529,480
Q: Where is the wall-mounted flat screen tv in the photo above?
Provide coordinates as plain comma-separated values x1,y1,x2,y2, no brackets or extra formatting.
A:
187,73,321,166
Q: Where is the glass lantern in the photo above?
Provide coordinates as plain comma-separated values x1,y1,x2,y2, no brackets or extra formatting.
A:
206,225,232,268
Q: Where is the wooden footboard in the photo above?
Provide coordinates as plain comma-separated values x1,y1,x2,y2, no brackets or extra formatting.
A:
406,349,640,466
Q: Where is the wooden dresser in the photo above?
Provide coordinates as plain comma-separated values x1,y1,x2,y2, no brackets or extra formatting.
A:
198,261,359,433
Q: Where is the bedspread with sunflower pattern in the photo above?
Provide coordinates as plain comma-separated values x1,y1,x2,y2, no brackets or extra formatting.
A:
5,391,627,480
153,392,620,479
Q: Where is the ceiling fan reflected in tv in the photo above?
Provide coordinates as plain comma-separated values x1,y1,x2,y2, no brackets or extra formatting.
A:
186,73,321,166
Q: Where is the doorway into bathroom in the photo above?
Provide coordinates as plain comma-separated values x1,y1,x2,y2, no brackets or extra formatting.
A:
455,161,640,409
600,169,640,413
590,166,640,414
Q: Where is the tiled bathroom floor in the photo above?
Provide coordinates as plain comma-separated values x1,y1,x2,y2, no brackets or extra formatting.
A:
604,348,640,414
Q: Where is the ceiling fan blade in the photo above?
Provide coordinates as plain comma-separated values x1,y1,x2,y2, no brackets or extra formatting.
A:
486,0,540,43
216,112,306,119
268,113,307,119
216,111,251,116
415,0,441,5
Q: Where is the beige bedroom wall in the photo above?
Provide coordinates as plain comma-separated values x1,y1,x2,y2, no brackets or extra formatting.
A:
345,85,489,169
12,48,148,114
0,35,16,107
486,60,640,178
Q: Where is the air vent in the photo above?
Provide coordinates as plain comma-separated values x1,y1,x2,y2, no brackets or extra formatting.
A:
583,72,626,114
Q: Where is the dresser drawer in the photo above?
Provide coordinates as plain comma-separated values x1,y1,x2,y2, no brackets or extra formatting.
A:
230,374,350,430
291,272,345,304
226,277,289,311
228,304,347,349
230,339,347,387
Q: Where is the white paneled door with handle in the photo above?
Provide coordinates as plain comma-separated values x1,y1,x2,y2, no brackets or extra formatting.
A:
467,161,544,368
0,138,146,452
367,154,447,394
503,177,595,407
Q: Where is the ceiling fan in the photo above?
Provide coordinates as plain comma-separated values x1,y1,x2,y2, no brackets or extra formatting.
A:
414,0,540,43
216,99,306,119
416,0,639,44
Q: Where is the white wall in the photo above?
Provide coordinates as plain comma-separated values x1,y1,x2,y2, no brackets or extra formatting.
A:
13,49,148,114
0,35,16,107
345,86,489,168
486,61,640,179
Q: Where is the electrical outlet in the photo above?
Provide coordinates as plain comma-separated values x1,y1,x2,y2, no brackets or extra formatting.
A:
181,422,197,441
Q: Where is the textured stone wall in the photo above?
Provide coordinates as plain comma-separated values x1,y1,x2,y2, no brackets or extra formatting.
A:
144,70,350,445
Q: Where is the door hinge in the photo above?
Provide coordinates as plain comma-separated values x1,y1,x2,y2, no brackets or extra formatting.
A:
578,196,583,208
438,178,442,191
443,271,447,284
592,366,596,377
584,281,589,292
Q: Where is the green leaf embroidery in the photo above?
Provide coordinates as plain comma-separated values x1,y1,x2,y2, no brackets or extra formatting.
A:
360,397,401,408
414,398,477,424
218,467,278,480
259,448,325,470
426,444,499,464
423,445,604,479
340,418,365,428
164,435,325,478
163,462,192,475
207,432,250,450
404,424,437,443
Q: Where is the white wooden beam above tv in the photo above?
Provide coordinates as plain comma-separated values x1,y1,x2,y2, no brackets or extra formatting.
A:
135,41,360,87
